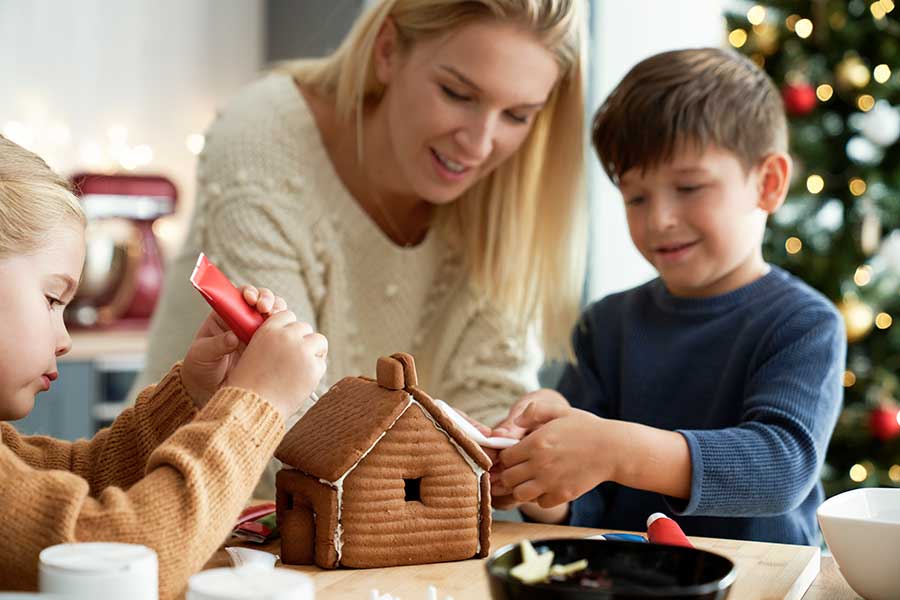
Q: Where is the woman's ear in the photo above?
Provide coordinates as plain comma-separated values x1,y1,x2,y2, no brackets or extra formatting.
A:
756,152,792,214
373,17,399,85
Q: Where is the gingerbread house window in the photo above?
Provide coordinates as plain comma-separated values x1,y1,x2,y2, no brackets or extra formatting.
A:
404,478,422,503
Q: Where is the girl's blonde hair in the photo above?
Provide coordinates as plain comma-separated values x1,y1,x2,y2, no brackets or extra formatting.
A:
281,0,587,359
0,136,86,258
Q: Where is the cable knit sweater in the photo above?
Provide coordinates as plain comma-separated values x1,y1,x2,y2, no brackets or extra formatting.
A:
0,364,284,600
134,74,541,468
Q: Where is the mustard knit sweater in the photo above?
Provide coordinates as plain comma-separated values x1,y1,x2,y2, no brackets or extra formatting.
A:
0,364,284,600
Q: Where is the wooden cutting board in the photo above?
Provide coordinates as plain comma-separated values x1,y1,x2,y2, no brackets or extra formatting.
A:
207,520,820,600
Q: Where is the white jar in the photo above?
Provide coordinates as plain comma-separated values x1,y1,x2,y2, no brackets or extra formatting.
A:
187,566,314,600
39,542,158,600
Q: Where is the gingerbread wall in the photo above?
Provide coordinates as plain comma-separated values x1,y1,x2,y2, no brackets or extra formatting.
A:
338,401,481,567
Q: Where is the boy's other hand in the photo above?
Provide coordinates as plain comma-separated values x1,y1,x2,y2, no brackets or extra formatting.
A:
490,389,570,441
494,408,611,509
225,310,328,423
181,285,287,409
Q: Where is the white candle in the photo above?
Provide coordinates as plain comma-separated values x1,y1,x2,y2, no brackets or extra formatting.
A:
39,542,158,600
187,566,314,600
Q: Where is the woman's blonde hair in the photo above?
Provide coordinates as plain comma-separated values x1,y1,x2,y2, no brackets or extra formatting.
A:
0,136,86,258
281,0,587,359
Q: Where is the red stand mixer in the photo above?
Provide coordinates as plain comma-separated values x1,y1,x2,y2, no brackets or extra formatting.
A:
67,174,177,329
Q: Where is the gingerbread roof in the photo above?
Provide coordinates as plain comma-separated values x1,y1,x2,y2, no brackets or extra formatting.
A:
275,353,492,482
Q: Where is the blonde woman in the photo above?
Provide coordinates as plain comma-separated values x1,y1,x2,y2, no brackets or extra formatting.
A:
136,0,588,494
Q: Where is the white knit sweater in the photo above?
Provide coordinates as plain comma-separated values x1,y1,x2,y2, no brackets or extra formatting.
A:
137,74,541,427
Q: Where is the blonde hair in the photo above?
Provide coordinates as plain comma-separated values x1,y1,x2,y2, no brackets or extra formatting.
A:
0,136,86,258
280,0,587,359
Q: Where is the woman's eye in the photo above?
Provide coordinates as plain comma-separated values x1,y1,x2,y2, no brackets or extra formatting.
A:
45,295,63,309
504,111,529,125
440,84,470,102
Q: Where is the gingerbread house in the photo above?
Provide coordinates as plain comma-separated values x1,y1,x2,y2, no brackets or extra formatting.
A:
275,352,492,569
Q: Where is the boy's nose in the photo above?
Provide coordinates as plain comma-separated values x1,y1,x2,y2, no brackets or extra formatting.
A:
648,201,678,231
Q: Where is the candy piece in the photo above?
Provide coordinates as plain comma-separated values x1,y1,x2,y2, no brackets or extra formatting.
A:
520,539,539,564
510,550,554,584
646,512,693,548
549,559,588,577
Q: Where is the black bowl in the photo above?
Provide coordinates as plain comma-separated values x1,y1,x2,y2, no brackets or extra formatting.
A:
486,538,736,599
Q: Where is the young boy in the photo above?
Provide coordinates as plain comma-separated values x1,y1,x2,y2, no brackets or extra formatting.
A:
489,48,846,545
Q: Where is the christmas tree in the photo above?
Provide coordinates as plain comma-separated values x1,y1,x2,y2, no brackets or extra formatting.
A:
726,0,900,496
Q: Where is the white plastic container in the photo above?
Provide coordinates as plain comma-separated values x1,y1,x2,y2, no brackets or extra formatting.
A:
39,542,158,600
817,487,900,600
187,565,314,600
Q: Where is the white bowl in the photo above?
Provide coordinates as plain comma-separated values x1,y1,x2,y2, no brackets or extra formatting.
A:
817,487,900,600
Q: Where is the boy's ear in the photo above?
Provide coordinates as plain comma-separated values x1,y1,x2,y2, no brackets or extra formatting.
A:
373,17,399,86
756,153,792,214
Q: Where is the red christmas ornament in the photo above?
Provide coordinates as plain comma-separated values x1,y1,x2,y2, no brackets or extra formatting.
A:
782,82,817,117
868,406,900,442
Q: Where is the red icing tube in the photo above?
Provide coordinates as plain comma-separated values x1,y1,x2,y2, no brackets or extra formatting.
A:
190,253,263,345
646,512,693,548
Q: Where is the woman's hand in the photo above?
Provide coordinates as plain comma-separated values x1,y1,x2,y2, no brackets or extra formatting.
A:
181,286,286,409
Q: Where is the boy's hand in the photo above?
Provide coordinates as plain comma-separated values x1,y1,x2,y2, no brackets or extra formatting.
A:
226,310,328,423
493,406,612,509
181,285,287,409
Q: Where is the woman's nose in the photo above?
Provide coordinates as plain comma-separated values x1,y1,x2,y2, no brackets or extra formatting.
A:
454,112,497,162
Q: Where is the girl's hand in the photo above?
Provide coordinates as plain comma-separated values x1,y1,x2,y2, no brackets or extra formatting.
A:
181,286,286,409
226,311,328,422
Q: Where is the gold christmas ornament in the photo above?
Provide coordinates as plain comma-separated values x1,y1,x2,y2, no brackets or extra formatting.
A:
752,23,779,55
838,296,875,343
861,200,882,255
836,56,871,90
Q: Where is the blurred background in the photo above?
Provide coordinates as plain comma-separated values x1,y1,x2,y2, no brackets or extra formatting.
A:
1,0,898,501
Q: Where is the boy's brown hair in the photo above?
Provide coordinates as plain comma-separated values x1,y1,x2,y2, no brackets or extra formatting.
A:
592,47,787,183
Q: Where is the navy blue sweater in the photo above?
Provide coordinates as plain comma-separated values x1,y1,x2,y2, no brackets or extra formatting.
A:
559,266,845,545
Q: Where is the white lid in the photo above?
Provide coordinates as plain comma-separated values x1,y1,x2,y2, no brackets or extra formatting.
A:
39,543,157,575
188,566,314,600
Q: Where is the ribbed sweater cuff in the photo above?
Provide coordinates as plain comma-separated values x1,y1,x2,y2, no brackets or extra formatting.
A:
198,386,285,450
666,430,704,516
134,362,198,446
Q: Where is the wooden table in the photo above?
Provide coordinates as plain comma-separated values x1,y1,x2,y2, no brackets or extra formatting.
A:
207,521,858,599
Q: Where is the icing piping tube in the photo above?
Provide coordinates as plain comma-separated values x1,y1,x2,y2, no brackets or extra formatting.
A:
190,253,263,345
646,512,693,548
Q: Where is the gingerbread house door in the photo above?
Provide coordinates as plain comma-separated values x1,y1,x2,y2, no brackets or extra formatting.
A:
280,492,316,564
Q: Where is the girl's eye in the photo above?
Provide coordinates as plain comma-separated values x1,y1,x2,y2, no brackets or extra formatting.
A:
46,295,63,309
440,84,470,102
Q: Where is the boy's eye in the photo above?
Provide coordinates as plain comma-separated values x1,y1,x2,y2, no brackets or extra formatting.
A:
677,185,705,194
625,196,645,207
440,84,471,102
